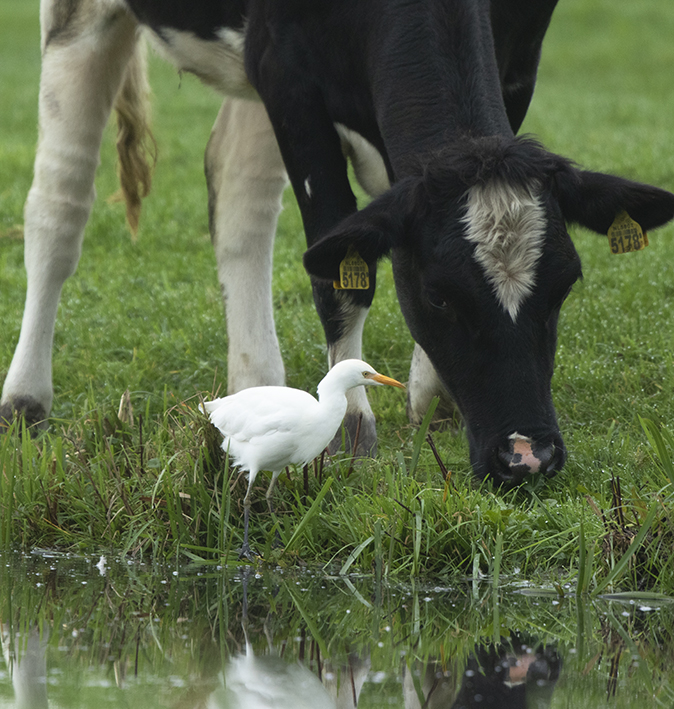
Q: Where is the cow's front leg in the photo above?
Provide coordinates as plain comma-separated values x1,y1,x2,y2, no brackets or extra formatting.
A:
317,284,377,456
246,41,378,455
1,4,140,429
205,98,288,393
407,344,460,429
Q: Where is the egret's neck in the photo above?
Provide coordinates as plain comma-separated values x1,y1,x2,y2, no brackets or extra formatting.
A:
316,379,352,420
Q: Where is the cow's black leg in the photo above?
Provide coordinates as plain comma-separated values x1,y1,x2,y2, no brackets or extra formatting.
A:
490,0,560,134
245,40,378,455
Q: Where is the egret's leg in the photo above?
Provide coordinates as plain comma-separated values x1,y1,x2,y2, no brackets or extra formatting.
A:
265,471,281,515
266,471,283,549
240,503,253,560
241,566,253,643
238,470,258,560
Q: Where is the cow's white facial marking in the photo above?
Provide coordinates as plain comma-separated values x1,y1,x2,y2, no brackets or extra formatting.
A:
304,177,312,198
463,181,545,321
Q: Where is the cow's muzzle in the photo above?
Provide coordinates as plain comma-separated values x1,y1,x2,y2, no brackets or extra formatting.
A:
494,432,565,486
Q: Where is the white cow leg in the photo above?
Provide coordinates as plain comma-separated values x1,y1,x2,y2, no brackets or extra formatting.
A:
326,297,377,456
1,3,139,428
407,344,460,429
1,624,50,709
323,651,371,709
205,98,288,394
402,658,461,709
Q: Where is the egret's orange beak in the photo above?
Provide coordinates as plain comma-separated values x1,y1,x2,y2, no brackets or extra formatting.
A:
367,372,406,389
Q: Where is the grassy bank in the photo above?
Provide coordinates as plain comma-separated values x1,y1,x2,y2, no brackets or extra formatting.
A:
1,0,673,589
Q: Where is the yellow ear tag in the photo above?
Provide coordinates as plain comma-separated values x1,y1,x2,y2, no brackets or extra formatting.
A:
333,246,370,290
607,211,649,254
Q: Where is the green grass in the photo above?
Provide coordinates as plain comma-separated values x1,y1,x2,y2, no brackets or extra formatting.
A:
1,0,674,589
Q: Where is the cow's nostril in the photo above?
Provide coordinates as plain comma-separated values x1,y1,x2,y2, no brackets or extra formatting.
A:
541,446,557,473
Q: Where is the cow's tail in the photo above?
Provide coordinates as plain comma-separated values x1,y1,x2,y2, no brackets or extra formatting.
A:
112,33,156,238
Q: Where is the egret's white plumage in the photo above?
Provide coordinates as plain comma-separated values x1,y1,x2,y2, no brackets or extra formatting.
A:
217,641,335,709
202,359,404,558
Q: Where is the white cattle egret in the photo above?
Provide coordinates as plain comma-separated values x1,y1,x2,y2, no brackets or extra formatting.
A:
202,359,404,558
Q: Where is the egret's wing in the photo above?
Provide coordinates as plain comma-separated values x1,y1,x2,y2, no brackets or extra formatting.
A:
204,387,324,472
206,387,316,439
223,652,335,709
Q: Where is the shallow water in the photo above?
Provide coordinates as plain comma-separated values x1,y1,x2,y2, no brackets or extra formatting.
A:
0,551,672,708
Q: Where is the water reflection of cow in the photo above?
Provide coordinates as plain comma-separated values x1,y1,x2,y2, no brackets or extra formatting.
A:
1,625,49,709
1,625,559,708
403,635,561,709
219,633,560,709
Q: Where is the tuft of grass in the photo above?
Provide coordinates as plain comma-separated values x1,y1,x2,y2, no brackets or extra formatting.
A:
5,400,673,591
640,417,674,488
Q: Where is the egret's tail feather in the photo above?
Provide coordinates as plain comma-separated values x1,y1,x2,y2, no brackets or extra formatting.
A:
200,399,222,415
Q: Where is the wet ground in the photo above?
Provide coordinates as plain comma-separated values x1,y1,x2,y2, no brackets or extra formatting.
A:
0,550,672,708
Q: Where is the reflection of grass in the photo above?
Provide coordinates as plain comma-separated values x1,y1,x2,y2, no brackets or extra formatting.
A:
572,419,674,595
1,0,674,591
1,557,674,706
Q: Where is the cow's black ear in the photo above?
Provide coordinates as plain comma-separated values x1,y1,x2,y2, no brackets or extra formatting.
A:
303,176,423,281
554,166,674,234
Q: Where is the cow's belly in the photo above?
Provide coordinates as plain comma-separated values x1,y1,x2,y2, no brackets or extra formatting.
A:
146,29,390,200
147,27,257,99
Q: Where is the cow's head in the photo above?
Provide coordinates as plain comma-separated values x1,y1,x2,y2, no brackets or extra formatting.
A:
303,136,674,487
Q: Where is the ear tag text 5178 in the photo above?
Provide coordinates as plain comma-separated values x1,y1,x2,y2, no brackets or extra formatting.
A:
607,211,648,254
334,246,370,290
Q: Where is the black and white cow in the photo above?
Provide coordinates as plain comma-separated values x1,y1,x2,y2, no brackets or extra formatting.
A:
2,0,674,487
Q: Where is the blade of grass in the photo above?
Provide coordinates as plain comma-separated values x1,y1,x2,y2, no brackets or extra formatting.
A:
597,591,674,602
640,417,674,487
386,512,397,578
593,501,659,595
286,584,330,659
576,518,587,596
219,449,231,553
409,397,439,476
340,535,374,576
412,511,422,578
493,531,503,590
374,518,382,586
282,477,333,555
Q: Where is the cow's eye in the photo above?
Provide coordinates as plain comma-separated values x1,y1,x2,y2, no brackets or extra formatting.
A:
426,292,458,322
427,292,448,310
